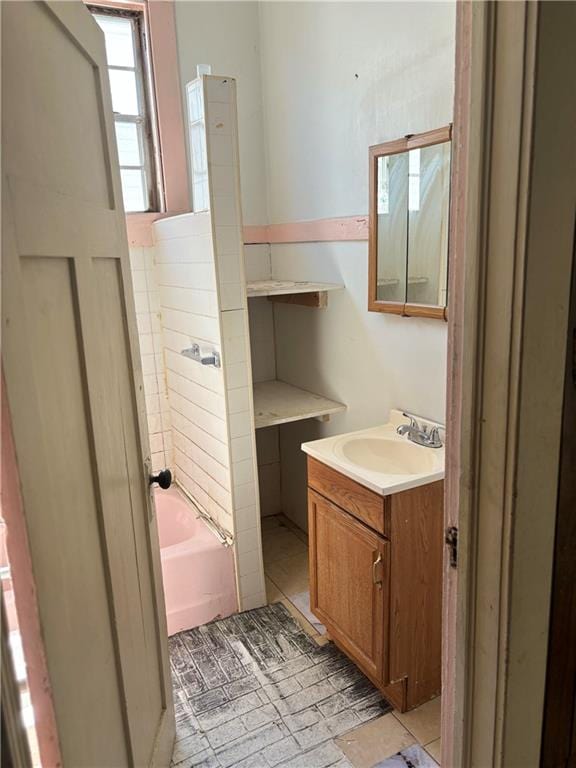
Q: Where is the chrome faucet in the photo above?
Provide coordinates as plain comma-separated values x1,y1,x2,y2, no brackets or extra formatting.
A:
397,412,443,448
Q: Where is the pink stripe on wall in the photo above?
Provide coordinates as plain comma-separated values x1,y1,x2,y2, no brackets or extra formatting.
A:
243,216,369,244
127,215,370,249
126,213,170,248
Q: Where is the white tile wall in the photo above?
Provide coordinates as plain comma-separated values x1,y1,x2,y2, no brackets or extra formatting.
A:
204,75,265,611
154,212,236,535
132,77,266,615
129,246,172,473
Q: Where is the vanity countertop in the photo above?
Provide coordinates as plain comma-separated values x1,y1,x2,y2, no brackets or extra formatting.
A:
301,409,445,496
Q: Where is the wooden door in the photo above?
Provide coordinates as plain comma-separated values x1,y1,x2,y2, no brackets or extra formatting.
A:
2,3,174,766
541,213,576,767
308,490,389,685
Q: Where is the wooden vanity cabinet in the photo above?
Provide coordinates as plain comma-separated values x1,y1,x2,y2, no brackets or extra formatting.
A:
307,457,443,712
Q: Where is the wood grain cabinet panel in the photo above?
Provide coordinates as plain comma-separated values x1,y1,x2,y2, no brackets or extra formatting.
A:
308,490,389,685
389,481,443,707
307,460,443,712
308,458,389,536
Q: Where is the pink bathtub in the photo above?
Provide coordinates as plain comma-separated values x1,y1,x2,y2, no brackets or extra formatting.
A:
155,487,237,635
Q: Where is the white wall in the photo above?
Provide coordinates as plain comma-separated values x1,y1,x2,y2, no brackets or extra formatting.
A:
173,1,268,225
258,2,456,529
170,2,455,531
259,2,455,221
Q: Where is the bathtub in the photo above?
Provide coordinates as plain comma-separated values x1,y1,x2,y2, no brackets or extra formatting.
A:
155,487,237,635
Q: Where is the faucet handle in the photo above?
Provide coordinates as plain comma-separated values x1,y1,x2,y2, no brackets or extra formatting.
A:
402,412,420,430
428,426,443,447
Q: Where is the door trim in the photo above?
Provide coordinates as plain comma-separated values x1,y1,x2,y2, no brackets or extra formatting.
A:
444,1,576,765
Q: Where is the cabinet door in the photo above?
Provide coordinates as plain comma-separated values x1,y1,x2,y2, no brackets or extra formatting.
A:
308,490,389,685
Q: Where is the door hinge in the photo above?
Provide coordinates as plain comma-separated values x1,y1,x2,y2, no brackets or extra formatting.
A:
445,526,458,568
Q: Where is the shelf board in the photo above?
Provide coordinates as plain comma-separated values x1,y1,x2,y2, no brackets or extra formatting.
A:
247,280,343,297
377,276,429,287
253,380,346,429
247,280,343,308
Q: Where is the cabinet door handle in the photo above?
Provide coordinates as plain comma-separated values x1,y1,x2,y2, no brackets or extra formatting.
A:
372,552,383,589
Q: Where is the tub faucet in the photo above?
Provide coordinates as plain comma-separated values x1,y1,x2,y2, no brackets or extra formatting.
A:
397,412,443,448
181,342,221,368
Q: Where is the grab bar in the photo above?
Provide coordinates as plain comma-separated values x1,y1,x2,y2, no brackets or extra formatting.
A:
175,482,233,547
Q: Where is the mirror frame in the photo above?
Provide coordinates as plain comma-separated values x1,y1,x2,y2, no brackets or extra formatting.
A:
368,125,452,320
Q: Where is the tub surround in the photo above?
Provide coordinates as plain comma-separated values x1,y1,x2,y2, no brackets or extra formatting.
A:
302,409,445,496
153,75,266,614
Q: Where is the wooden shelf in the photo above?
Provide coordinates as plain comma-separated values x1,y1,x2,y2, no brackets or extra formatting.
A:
247,280,343,308
253,380,346,429
377,276,429,287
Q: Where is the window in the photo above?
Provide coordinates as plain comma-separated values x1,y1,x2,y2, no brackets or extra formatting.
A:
89,5,161,212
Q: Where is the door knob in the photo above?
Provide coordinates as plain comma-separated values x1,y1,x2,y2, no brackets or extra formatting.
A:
149,469,172,490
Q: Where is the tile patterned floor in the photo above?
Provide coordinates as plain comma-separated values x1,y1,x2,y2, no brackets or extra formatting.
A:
260,515,442,767
170,603,392,768
262,516,326,638
169,515,442,767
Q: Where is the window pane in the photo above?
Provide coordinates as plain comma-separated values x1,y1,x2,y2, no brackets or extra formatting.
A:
93,14,135,68
120,168,147,212
190,122,207,174
109,69,139,116
115,121,142,166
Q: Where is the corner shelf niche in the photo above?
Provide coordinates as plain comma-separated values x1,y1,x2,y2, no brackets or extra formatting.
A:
246,280,343,309
253,380,346,429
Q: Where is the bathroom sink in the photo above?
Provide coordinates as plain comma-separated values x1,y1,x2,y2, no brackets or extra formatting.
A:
337,436,437,475
301,409,445,496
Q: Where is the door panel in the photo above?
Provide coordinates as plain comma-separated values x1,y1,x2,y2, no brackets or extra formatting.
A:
17,255,130,766
308,490,389,685
2,2,174,765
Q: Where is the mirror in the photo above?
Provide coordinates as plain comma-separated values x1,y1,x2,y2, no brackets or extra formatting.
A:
369,126,452,319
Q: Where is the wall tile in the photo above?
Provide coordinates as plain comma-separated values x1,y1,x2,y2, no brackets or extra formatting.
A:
236,527,260,559
206,101,232,135
235,505,258,533
215,225,243,256
155,234,213,264
227,386,250,414
205,75,233,104
208,134,235,166
240,570,265,598
241,592,267,611
231,435,253,463
219,283,244,312
210,165,236,196
232,458,255,487
212,194,239,227
238,549,260,577
154,211,212,240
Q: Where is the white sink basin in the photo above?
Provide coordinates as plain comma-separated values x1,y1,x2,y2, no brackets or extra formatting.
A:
337,436,438,475
301,409,445,496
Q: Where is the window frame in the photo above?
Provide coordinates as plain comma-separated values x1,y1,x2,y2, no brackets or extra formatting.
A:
88,3,165,213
